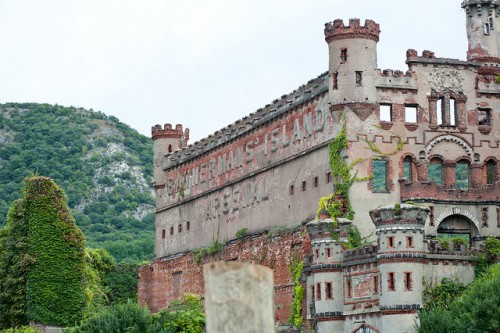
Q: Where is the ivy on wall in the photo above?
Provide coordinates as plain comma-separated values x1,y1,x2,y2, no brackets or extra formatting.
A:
288,257,304,329
24,176,86,326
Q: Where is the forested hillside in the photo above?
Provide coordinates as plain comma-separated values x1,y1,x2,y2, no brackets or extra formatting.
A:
0,103,155,262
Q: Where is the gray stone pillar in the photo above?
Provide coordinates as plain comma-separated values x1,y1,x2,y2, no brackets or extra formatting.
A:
204,262,275,333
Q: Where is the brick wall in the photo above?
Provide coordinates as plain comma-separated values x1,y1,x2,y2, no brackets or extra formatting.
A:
139,228,312,323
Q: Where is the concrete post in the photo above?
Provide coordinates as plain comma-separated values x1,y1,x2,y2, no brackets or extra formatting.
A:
204,262,275,333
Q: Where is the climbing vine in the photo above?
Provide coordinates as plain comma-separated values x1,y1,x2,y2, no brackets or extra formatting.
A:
288,257,304,329
317,112,404,226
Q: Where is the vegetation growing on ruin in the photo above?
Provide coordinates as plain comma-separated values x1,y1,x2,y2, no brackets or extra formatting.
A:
289,257,305,329
193,240,226,265
317,112,404,226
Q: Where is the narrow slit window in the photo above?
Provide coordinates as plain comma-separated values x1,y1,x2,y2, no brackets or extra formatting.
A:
326,248,332,257
326,171,332,183
178,224,182,233
388,272,395,291
484,22,491,34
373,275,379,294
436,98,443,125
186,221,190,231
450,98,457,126
340,49,348,62
325,282,333,299
486,160,496,185
404,272,413,291
162,229,166,239
347,279,352,298
355,71,363,85
289,184,295,195
332,72,338,90
407,236,414,248
314,176,319,188
387,236,395,248
170,226,174,236
302,181,306,192
316,283,322,300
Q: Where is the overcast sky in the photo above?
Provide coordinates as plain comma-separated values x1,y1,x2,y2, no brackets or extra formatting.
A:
0,0,467,143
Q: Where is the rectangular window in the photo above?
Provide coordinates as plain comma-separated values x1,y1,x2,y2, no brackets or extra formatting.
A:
316,283,322,300
372,160,388,192
302,181,306,192
405,105,418,123
311,285,315,301
340,48,348,62
436,98,443,125
170,226,174,236
162,229,166,239
332,72,338,90
450,99,457,126
388,272,395,291
325,282,333,299
484,22,491,35
326,248,332,258
315,249,319,259
387,236,395,248
178,224,182,233
404,272,413,291
403,157,412,180
355,71,363,85
314,176,319,188
428,160,443,185
289,184,295,195
486,160,496,185
478,108,491,126
406,236,414,248
186,221,190,231
347,278,352,298
326,171,332,183
373,275,379,294
380,104,392,122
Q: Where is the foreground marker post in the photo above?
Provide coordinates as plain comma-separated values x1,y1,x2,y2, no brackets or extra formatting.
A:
204,262,274,333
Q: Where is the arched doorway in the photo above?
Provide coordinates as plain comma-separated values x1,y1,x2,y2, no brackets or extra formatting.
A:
437,214,480,246
352,324,379,333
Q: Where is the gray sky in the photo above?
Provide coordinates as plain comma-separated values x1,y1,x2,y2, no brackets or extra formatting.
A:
0,0,466,143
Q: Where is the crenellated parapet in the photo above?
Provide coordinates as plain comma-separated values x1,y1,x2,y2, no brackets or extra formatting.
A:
151,123,189,142
324,18,380,43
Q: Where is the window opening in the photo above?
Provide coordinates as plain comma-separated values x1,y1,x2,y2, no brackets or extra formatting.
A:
311,285,315,301
325,282,333,299
302,181,306,192
456,160,469,190
332,72,338,90
316,283,322,300
289,184,295,195
407,236,414,248
436,97,443,125
489,17,495,30
186,221,190,231
340,48,348,62
403,156,413,180
347,279,352,298
178,224,182,233
326,171,332,183
388,272,395,291
484,22,491,34
405,105,417,123
314,176,319,188
404,272,413,291
478,108,491,126
355,71,363,85
326,248,332,257
372,159,388,192
315,249,319,259
450,98,457,126
373,275,379,294
380,104,392,122
428,158,443,185
162,229,166,239
387,236,395,248
486,160,496,185
170,226,174,236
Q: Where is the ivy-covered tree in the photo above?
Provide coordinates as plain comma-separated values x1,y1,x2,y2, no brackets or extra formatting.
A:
24,176,87,326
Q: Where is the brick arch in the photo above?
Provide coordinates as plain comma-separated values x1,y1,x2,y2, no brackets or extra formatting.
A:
435,207,480,232
352,324,380,333
424,134,473,158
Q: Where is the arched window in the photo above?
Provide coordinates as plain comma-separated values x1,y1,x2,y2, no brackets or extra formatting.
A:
450,98,457,126
436,97,444,125
486,159,497,185
428,158,443,185
433,93,460,127
403,156,413,181
456,159,470,190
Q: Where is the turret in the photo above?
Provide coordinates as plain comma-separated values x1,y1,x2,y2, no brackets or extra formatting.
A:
151,123,189,186
324,19,380,105
370,204,430,333
306,217,351,333
462,0,500,64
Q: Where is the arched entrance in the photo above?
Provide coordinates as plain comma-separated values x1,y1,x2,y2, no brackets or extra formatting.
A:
352,324,379,333
437,213,480,246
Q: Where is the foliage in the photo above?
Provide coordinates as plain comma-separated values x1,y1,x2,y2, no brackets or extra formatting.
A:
150,294,205,333
83,248,115,318
65,302,150,333
422,277,466,312
0,200,30,328
0,103,155,263
474,236,500,276
0,327,39,333
193,241,226,265
417,263,500,333
67,294,205,333
24,177,86,326
288,258,304,329
103,262,140,305
235,228,248,238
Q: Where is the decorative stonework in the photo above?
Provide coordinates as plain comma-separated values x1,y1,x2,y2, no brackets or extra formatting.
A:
478,125,492,134
435,207,480,231
424,135,473,158
428,69,464,92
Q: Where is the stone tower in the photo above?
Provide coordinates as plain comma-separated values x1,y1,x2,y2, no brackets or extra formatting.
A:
462,0,500,64
151,123,189,186
306,217,351,333
324,19,380,106
369,204,430,333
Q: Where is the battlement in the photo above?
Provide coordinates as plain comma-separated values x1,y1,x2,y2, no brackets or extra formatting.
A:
462,0,500,13
370,204,430,228
151,123,189,141
324,18,380,43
